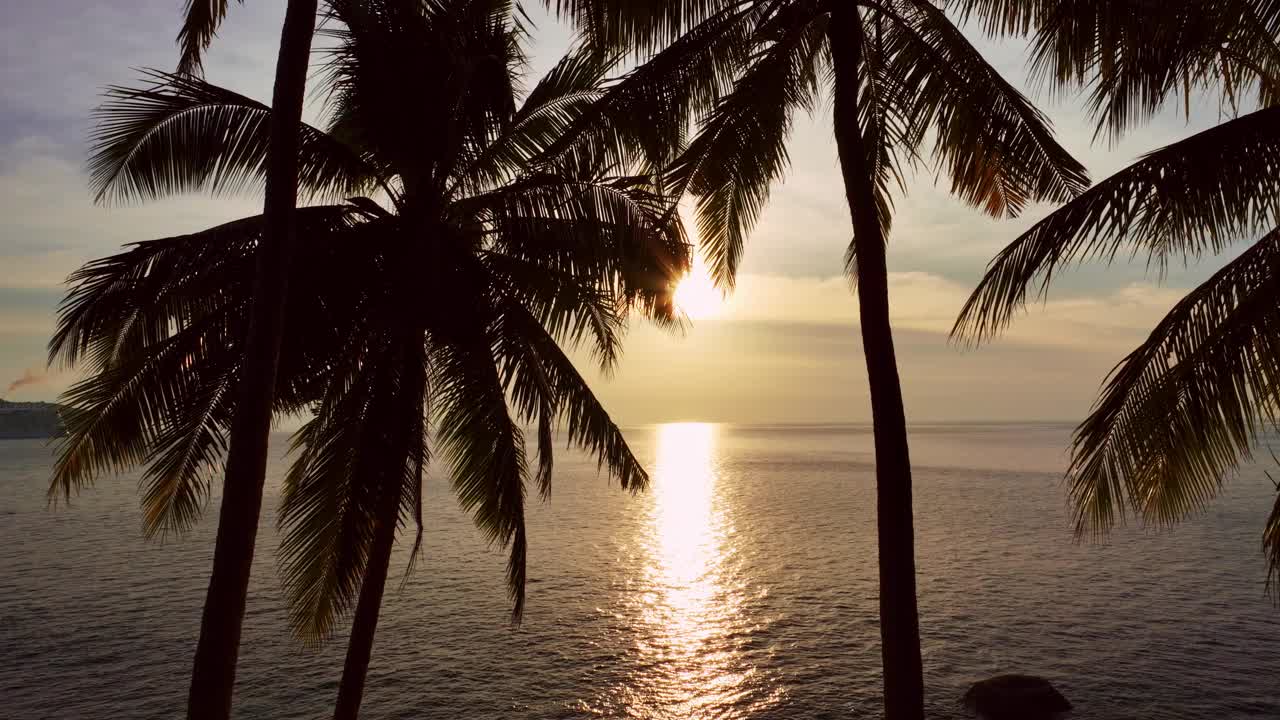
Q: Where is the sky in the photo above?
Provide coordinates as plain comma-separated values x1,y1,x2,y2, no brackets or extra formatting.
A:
0,2,1245,423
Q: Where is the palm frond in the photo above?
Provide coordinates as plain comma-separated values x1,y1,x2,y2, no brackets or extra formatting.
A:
47,205,363,530
176,0,242,76
1265,483,1280,599
543,1,769,174
885,0,1090,218
50,219,251,370
49,306,241,510
1067,224,1280,538
1020,0,1280,140
481,251,625,370
495,295,649,494
50,206,358,370
399,362,430,585
455,44,614,194
321,0,523,192
552,0,745,59
954,105,1280,343
89,70,376,204
475,174,689,329
137,357,234,538
430,289,531,622
667,8,825,288
277,341,394,644
944,0,1054,36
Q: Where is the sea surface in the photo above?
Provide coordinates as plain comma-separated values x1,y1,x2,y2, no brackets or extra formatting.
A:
2,423,1277,719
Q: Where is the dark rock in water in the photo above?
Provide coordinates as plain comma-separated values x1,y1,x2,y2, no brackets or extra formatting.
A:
963,674,1072,720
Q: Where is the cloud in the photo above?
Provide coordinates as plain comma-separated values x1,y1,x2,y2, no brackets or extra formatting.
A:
702,271,1181,352
6,367,49,395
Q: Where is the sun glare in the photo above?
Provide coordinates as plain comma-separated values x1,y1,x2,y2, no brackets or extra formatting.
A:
673,256,723,320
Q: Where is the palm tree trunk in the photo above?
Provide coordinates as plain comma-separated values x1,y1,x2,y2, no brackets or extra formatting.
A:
186,1,317,718
332,465,402,720
826,6,925,720
334,354,425,720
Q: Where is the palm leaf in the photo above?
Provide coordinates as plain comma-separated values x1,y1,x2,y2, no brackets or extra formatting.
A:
477,175,689,329
954,105,1280,343
886,0,1090,218
278,339,396,644
136,354,235,538
481,251,625,370
455,44,614,193
553,0,745,59
176,0,243,76
666,8,825,287
1266,484,1280,598
1018,0,1280,140
49,306,241,509
47,205,362,530
495,295,648,493
89,70,375,204
431,309,531,622
543,1,769,174
1067,224,1280,537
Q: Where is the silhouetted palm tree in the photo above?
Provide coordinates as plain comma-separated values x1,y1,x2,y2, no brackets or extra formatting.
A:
52,1,688,717
173,1,320,715
952,0,1280,591
546,1,1089,716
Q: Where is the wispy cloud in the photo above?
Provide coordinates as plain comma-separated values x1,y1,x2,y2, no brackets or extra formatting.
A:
6,367,50,395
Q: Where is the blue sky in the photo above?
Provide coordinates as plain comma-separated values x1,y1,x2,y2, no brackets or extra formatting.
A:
0,2,1243,422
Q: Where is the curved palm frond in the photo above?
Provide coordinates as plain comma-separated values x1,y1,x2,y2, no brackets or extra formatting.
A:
553,0,746,59
176,0,243,76
51,221,250,370
277,345,389,644
50,206,358,370
49,307,241,513
1266,486,1280,598
666,8,825,287
477,174,689,327
431,306,531,622
544,1,769,175
496,295,649,494
1067,225,1280,538
47,205,363,533
399,361,430,584
481,251,625,369
137,354,235,538
89,70,376,204
954,105,1280,343
321,0,523,193
886,0,1090,218
1016,0,1280,140
456,44,614,193
945,0,1054,36
948,0,1280,137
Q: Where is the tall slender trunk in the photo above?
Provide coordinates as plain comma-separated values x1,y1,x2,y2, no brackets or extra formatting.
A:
334,351,425,720
332,464,402,720
186,2,317,718
827,6,925,720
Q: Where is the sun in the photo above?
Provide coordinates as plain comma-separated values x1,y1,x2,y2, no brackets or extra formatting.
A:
673,256,723,320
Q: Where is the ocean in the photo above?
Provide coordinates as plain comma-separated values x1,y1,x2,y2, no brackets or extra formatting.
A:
1,423,1277,718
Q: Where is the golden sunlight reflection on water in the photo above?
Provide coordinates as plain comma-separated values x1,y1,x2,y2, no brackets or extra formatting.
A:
617,423,782,719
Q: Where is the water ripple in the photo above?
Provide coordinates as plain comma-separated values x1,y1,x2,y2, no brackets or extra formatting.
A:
1,424,1277,718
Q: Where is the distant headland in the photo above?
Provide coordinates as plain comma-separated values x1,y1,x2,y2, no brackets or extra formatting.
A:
0,399,65,439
